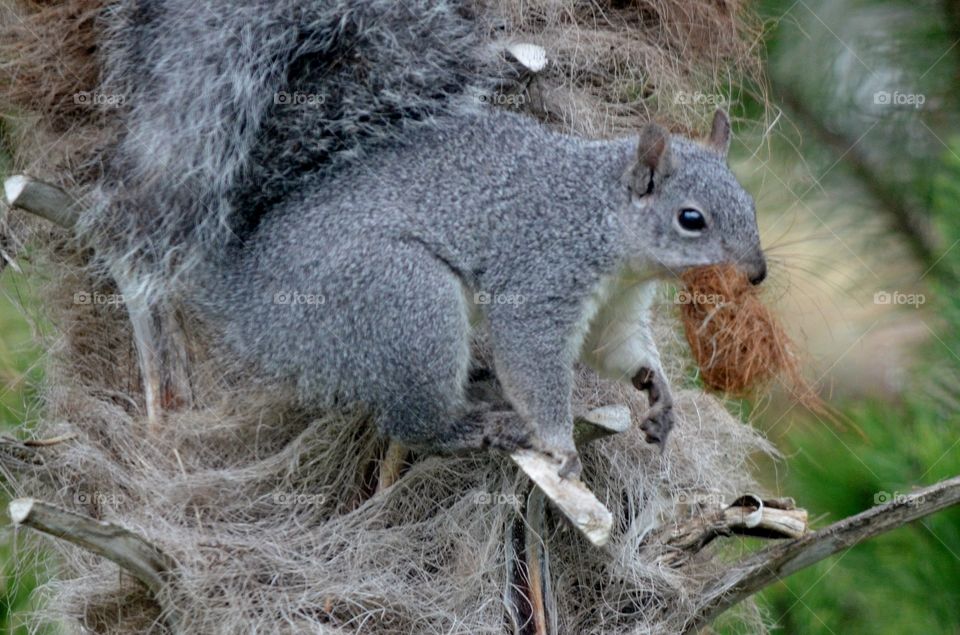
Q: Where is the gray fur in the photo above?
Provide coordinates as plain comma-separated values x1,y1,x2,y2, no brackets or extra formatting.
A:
84,0,508,300
196,109,764,471
80,1,763,471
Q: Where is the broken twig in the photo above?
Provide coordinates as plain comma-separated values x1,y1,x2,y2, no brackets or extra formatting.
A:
659,494,808,568
684,475,960,632
9,498,182,630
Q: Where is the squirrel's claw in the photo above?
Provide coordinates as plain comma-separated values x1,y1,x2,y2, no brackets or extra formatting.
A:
632,367,675,448
640,404,674,447
557,451,583,480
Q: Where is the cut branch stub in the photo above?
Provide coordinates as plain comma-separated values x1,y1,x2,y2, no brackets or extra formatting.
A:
510,451,612,547
505,43,547,73
511,404,630,547
8,497,182,631
4,175,79,228
574,404,631,445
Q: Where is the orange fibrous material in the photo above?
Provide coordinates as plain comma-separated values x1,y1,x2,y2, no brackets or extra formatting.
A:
679,264,814,403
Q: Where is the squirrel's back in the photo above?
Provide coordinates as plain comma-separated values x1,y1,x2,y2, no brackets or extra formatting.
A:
195,109,631,407
86,0,512,301
215,109,630,278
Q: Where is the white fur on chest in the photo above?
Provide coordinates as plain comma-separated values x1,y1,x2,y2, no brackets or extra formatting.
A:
573,271,664,383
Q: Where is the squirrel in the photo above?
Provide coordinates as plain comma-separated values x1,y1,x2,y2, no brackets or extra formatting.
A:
68,1,765,476
195,108,765,476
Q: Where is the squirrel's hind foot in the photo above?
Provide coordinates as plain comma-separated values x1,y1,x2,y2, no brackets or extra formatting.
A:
477,409,539,454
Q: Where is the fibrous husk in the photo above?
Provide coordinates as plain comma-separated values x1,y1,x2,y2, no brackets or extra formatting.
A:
680,264,817,406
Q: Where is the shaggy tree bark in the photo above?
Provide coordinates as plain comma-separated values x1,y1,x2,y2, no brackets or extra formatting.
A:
3,175,189,432
10,473,958,634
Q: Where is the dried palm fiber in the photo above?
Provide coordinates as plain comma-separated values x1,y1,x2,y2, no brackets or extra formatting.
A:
679,264,817,405
485,0,761,137
0,0,774,633
10,308,778,634
0,0,762,182
0,0,109,186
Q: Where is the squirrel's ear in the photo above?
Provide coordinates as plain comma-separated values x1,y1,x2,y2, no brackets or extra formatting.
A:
707,109,731,156
629,122,672,196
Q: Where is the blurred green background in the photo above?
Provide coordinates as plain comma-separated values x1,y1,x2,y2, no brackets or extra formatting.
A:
0,271,49,631
1,0,959,633
735,0,960,632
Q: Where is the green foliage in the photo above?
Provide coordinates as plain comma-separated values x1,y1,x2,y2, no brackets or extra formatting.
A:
0,272,43,427
759,140,960,634
0,269,49,633
749,0,960,630
0,545,52,635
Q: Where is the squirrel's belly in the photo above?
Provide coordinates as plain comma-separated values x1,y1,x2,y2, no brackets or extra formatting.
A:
577,273,662,381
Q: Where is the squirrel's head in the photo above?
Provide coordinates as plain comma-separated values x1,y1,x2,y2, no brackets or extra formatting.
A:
620,110,766,285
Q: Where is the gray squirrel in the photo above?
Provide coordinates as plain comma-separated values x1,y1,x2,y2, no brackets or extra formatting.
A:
196,108,765,476
76,0,765,476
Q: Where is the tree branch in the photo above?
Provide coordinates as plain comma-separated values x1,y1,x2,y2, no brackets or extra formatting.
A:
9,498,182,631
4,175,78,228
684,475,960,633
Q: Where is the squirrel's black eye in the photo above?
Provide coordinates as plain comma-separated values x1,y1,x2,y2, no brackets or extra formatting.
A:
677,208,706,232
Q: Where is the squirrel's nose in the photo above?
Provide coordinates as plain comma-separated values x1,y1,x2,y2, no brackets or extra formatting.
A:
748,260,767,286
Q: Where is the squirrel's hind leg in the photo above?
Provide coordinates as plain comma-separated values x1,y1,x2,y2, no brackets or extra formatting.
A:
358,245,537,458
377,393,540,457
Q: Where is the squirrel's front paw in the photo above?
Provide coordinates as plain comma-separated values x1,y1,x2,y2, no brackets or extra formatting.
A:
632,367,675,447
639,403,674,446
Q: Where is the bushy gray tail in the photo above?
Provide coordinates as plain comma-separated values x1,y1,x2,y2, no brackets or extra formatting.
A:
84,0,505,303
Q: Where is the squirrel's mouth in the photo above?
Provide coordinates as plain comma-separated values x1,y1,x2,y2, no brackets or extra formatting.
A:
745,251,768,286
748,260,767,286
